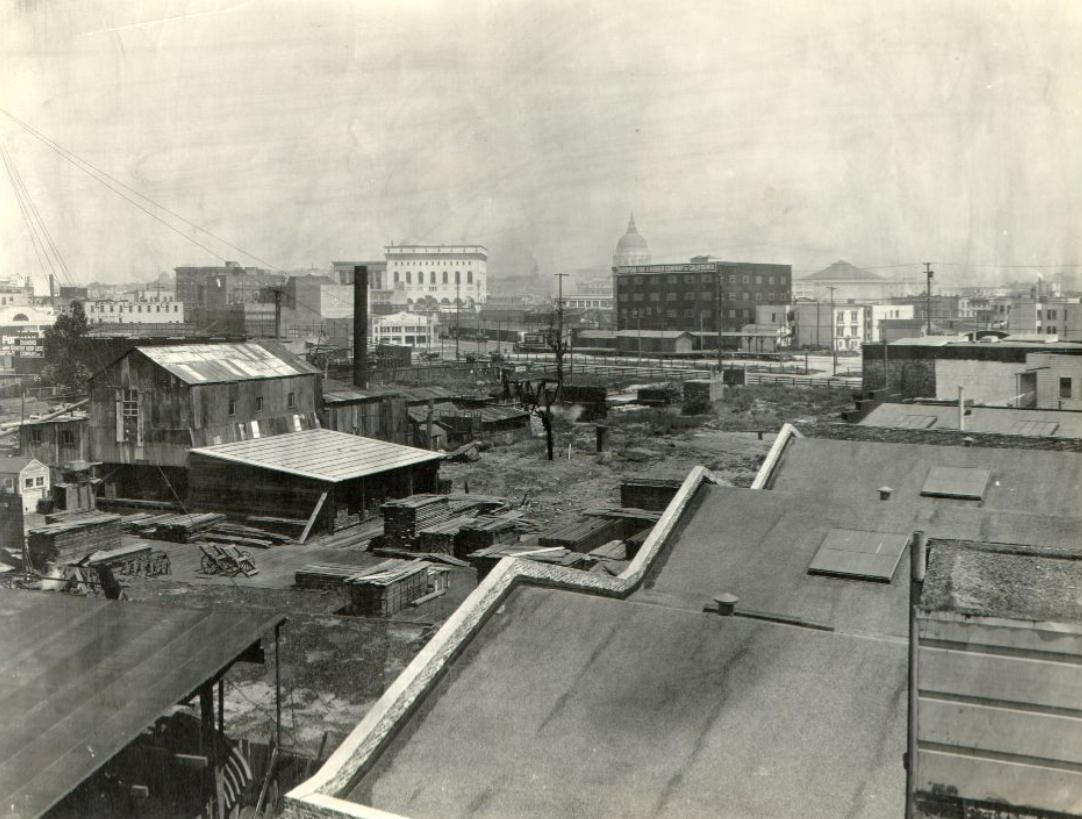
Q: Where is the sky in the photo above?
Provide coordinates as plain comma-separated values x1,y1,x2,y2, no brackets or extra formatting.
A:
1,0,1080,291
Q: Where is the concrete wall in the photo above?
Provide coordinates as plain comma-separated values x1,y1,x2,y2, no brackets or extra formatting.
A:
1030,353,1082,410
934,359,1020,405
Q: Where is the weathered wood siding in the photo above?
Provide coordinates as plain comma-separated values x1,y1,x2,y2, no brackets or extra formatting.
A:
321,396,409,444
916,614,1082,816
20,419,91,473
88,349,320,467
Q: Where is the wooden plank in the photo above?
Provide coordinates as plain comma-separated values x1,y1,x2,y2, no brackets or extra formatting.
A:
920,698,1082,764
919,646,1082,712
917,748,1082,815
298,490,329,545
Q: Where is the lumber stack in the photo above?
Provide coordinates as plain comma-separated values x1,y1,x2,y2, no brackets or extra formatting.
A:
28,513,123,570
455,514,525,559
295,563,364,590
381,495,451,548
538,516,625,553
204,521,293,549
131,512,227,543
417,514,478,555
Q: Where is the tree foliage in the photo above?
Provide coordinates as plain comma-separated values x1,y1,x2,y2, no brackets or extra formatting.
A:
42,301,92,393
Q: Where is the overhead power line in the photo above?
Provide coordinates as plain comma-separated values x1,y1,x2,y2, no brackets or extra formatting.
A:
0,108,283,271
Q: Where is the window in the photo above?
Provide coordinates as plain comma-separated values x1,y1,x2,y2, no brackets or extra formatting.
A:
3,479,11,490
728,275,736,285
60,430,74,446
406,271,412,284
228,398,237,416
394,271,400,284
24,478,33,489
430,271,436,284
442,271,448,284
30,428,42,444
122,389,138,418
35,476,44,487
1061,377,1073,399
455,271,460,284
255,396,264,413
288,391,296,408
467,270,473,284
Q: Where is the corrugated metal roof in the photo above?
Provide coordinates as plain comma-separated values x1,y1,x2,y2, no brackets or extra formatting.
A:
0,590,283,819
136,341,320,384
190,428,442,482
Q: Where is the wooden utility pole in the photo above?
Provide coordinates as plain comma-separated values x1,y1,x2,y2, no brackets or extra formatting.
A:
827,285,838,376
924,262,934,336
553,273,569,390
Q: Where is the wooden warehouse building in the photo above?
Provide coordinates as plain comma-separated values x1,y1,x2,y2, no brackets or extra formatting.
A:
189,428,444,534
87,341,321,499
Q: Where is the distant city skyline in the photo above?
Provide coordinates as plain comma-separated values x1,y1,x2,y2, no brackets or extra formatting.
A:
2,0,1081,291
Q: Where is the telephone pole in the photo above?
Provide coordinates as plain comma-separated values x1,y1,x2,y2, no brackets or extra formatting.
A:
827,285,838,376
924,262,934,337
554,273,569,389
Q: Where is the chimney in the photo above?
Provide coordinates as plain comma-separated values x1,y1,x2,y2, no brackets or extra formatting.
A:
353,265,368,388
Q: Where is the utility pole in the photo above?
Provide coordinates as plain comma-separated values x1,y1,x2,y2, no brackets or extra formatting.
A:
554,273,569,389
272,287,282,340
714,268,723,371
924,262,934,336
827,285,838,376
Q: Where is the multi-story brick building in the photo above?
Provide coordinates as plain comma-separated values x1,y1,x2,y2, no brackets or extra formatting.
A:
613,259,792,334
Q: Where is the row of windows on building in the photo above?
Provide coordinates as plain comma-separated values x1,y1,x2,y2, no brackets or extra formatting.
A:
3,476,45,490
119,389,296,420
393,270,475,285
27,428,76,446
620,307,758,320
90,303,181,313
620,291,788,304
620,273,790,286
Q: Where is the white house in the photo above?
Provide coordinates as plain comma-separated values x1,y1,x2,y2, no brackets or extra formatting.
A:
0,456,50,513
372,311,437,347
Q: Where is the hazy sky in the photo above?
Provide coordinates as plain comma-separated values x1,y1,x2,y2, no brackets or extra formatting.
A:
2,0,1080,290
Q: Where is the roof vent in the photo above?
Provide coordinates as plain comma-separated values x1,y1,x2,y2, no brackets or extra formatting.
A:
709,593,740,616
878,486,893,501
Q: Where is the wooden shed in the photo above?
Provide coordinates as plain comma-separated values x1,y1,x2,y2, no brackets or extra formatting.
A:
188,428,444,535
0,456,50,514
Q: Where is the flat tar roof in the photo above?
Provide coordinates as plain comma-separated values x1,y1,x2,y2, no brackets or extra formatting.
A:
348,585,906,819
0,590,283,818
189,428,443,482
636,483,1082,638
768,437,1082,520
860,403,1082,438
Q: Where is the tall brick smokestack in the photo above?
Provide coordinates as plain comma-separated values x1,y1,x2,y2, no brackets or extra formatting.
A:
353,265,368,388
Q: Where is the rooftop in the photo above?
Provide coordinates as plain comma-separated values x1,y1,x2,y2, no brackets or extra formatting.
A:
860,403,1082,438
132,341,320,384
347,585,906,819
920,540,1082,624
189,428,443,483
0,590,283,818
0,456,41,474
766,436,1082,521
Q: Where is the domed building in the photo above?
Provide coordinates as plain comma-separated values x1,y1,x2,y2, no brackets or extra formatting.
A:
612,213,650,268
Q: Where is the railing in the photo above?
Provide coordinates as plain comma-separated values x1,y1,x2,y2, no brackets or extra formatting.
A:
744,372,858,389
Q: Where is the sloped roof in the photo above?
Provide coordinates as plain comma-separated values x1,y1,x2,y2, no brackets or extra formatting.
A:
135,341,320,384
0,590,283,819
189,428,442,482
0,456,42,474
800,260,883,283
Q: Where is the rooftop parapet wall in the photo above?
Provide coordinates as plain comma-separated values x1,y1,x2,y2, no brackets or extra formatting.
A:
283,465,718,819
801,420,1082,452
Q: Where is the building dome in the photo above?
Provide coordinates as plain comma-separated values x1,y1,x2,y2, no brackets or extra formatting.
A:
613,213,650,268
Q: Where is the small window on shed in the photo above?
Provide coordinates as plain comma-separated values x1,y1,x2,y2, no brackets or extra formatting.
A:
30,428,42,444
1061,377,1073,399
60,430,74,446
255,396,263,413
228,399,236,417
35,477,44,487
288,392,295,408
24,478,33,489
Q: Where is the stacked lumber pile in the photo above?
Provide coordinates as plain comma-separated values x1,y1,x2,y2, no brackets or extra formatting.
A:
346,559,431,617
465,543,590,580
455,512,530,559
538,516,625,553
130,512,226,543
380,495,451,549
203,521,293,549
28,513,122,570
417,514,481,555
295,563,365,590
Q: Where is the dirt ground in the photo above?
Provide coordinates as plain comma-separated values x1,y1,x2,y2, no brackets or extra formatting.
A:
111,384,854,759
